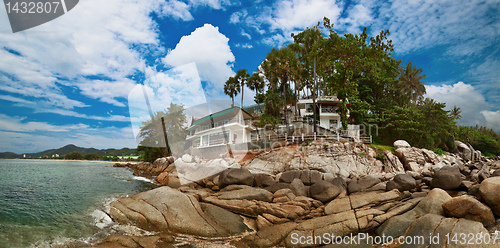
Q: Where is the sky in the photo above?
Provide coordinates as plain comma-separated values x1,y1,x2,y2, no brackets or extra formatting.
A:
0,0,498,153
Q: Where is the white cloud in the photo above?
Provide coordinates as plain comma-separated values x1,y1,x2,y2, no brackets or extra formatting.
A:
481,110,500,133
338,4,373,34
0,0,163,111
162,24,235,89
425,82,500,132
0,114,89,133
241,29,252,39
235,43,253,49
159,0,193,21
231,0,342,46
366,0,498,55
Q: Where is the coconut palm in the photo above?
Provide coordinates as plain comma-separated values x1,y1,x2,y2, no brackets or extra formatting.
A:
398,62,426,104
450,106,462,120
236,69,250,107
247,72,265,110
224,76,240,107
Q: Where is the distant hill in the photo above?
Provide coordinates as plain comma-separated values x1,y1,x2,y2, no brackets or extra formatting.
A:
0,144,137,159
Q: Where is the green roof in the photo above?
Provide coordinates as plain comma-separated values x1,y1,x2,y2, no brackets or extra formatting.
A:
190,107,252,127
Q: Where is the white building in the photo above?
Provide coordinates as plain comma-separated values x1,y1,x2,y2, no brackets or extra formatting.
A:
296,96,348,131
186,107,255,149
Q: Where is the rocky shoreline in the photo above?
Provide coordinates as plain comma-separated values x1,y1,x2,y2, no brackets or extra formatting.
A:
85,140,500,247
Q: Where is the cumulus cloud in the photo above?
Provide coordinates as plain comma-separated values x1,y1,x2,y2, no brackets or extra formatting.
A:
162,24,235,89
231,0,342,46
425,82,500,133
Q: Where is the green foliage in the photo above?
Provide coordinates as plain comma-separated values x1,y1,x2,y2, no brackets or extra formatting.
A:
83,153,101,160
65,151,82,160
138,103,186,160
137,146,165,163
323,144,329,150
431,148,446,156
374,154,386,162
455,126,500,156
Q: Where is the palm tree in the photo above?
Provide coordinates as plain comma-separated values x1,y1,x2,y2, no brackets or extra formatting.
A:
261,47,298,135
398,62,426,104
224,76,240,107
247,72,265,111
236,69,250,107
450,106,462,120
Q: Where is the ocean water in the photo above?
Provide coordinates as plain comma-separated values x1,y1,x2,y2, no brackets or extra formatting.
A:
0,159,155,248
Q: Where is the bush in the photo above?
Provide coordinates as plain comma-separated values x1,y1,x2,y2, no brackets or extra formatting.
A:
65,151,82,160
374,154,386,162
431,148,446,155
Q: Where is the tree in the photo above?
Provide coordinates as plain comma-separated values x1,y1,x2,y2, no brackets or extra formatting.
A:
65,151,82,160
224,76,240,107
291,25,324,132
236,69,250,107
247,72,265,110
84,153,101,160
398,62,426,104
138,103,186,161
449,106,462,120
260,46,299,134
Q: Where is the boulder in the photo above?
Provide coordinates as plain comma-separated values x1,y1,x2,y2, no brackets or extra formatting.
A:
383,150,405,173
431,166,462,190
356,176,381,191
309,180,341,202
219,168,254,189
492,169,500,177
253,173,276,188
290,178,307,197
233,222,298,248
217,187,273,202
376,188,451,238
265,183,290,193
299,170,323,186
442,195,496,226
181,154,193,163
109,186,249,237
394,147,426,172
479,177,500,216
393,140,411,149
347,181,361,194
386,174,416,191
455,140,472,161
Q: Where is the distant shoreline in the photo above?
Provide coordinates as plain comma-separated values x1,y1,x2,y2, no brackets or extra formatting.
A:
0,158,142,164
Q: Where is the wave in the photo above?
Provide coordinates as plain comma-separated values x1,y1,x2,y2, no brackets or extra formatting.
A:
133,176,154,183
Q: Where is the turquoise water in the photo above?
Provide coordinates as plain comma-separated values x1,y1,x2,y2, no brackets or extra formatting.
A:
0,159,155,248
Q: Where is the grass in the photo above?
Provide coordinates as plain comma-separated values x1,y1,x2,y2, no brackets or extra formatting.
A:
367,144,395,153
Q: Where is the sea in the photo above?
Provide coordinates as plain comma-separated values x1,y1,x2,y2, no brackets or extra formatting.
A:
0,159,155,248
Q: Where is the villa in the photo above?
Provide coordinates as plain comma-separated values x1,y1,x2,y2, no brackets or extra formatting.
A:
295,95,349,131
186,107,255,149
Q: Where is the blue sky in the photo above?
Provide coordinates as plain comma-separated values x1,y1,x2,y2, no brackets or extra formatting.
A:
0,0,498,153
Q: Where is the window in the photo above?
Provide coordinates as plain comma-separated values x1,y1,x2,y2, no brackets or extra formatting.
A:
202,135,209,146
305,104,313,113
321,105,337,113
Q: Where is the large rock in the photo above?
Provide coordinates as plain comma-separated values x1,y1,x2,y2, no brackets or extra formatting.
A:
253,173,276,188
394,147,426,172
431,166,463,190
217,187,273,202
393,140,411,149
383,150,405,173
290,178,307,197
278,170,323,186
403,214,495,248
479,177,500,216
219,168,254,189
386,174,416,191
376,188,451,238
455,140,472,161
309,180,341,202
442,195,496,226
109,186,249,237
356,176,381,191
